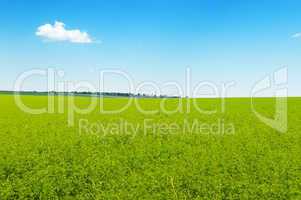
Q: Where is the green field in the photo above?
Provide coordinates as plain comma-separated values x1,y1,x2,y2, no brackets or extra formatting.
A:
0,94,300,199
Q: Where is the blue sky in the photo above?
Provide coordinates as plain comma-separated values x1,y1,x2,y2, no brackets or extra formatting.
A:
0,0,300,96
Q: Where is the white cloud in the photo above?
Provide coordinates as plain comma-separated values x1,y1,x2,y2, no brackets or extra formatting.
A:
292,32,301,38
36,21,93,43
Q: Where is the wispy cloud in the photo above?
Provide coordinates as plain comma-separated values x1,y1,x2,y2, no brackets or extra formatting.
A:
36,21,94,43
292,32,301,38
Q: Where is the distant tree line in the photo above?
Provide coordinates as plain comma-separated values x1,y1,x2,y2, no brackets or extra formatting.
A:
0,90,180,98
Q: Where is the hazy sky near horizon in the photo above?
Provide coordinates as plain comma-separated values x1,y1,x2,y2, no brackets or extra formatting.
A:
0,0,300,96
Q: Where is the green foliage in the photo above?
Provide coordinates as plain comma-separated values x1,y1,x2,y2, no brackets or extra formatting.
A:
0,95,300,199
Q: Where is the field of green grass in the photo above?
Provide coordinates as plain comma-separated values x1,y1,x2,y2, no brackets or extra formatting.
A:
0,94,300,199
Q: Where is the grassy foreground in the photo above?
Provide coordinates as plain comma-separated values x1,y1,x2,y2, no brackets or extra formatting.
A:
0,94,300,199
